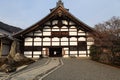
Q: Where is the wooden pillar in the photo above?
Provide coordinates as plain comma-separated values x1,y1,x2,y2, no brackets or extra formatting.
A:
68,27,70,56
77,27,79,57
32,32,34,58
41,27,43,56
85,32,88,57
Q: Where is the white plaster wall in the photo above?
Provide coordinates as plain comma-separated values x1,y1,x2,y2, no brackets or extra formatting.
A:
52,37,59,41
70,51,77,54
70,42,77,45
43,32,51,36
87,42,94,45
62,20,68,25
52,42,59,46
78,37,86,41
87,37,94,42
70,37,77,41
24,42,32,46
69,32,77,35
34,33,42,36
25,37,32,41
34,42,41,46
61,42,68,46
78,55,87,57
78,33,86,36
24,51,32,58
34,37,41,41
61,37,68,41
33,51,41,58
79,51,86,54
43,42,50,46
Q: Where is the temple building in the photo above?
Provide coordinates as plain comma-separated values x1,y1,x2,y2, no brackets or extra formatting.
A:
13,0,96,58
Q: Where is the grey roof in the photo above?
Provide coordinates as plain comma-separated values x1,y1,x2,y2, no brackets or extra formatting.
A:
0,21,22,33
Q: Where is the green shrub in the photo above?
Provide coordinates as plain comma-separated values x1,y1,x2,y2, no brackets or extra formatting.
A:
90,45,102,61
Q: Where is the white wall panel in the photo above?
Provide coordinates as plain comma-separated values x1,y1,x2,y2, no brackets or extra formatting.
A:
70,51,77,54
61,26,67,29
70,42,77,45
79,51,86,54
78,37,86,41
87,37,94,42
61,37,68,41
43,29,51,31
70,37,77,41
52,29,59,31
52,37,59,41
61,28,68,31
33,56,39,58
69,29,77,31
63,48,69,50
61,42,68,46
78,33,86,36
87,42,94,45
24,51,32,58
43,37,51,41
78,30,84,32
63,55,69,57
87,50,90,54
33,51,41,54
34,37,41,41
79,55,87,57
43,42,50,46
43,32,51,36
87,46,91,50
33,51,41,58
65,51,69,55
24,51,32,54
69,32,77,36
52,42,59,46
24,42,32,46
34,42,41,46
34,33,42,36
25,37,32,41
62,20,68,25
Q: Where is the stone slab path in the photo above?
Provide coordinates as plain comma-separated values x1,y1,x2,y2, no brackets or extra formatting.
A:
9,58,60,80
0,58,61,80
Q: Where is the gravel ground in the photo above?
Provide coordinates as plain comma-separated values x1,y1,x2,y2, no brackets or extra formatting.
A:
43,58,120,80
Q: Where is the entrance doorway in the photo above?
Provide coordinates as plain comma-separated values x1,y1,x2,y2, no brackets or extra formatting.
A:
49,48,62,57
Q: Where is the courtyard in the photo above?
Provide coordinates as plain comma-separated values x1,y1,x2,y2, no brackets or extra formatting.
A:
0,58,120,80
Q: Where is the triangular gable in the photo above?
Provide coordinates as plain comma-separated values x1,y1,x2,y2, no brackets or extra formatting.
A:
13,5,96,37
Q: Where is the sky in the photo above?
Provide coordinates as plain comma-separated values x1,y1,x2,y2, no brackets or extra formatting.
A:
0,0,120,29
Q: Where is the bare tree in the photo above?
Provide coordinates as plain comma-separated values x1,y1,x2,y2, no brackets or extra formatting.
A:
93,16,120,64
